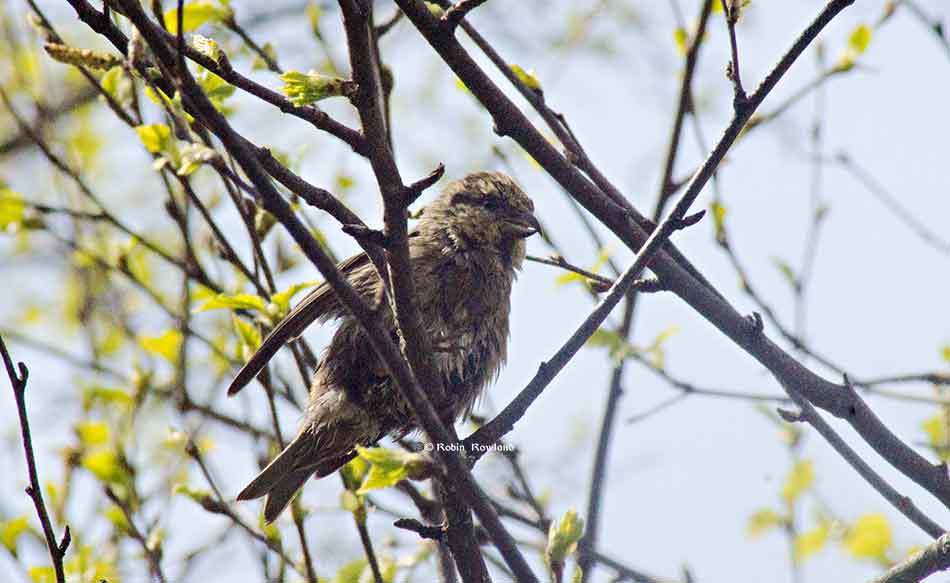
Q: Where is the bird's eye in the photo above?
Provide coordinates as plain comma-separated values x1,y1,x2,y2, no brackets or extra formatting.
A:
482,198,501,210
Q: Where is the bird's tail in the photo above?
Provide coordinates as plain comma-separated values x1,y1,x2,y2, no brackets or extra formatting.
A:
237,425,361,523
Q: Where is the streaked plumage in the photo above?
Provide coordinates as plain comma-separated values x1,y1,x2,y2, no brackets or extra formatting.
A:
232,172,539,522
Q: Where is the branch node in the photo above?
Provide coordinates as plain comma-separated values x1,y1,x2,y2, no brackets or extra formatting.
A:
745,311,764,335
491,119,510,138
634,277,668,294
442,0,489,30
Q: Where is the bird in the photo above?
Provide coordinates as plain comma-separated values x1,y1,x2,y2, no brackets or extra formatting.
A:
230,171,540,522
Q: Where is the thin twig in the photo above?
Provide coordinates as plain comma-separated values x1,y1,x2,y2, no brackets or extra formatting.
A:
2,335,71,583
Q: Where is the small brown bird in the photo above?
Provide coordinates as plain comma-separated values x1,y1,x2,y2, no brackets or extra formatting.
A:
231,171,539,522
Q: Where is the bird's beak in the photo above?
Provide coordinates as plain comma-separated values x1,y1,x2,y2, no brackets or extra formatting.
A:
506,210,542,238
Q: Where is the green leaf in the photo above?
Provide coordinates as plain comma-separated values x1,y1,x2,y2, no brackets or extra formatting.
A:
772,257,798,289
306,4,324,40
134,124,172,154
781,460,814,504
164,0,233,34
174,484,222,513
555,248,611,288
251,42,278,71
710,201,727,237
356,446,424,494
1,516,31,553
586,328,639,364
838,24,873,69
0,188,25,230
194,292,267,313
100,66,131,106
333,559,369,583
82,385,133,412
922,412,949,460
139,329,183,363
340,490,362,513
280,70,353,105
793,522,829,562
546,509,585,566
844,513,892,559
81,450,124,484
643,326,679,369
233,315,262,352
747,508,786,536
28,566,56,583
103,504,130,532
941,345,950,364
848,24,872,54
509,63,541,91
673,27,688,56
196,67,235,112
340,455,370,490
76,421,110,446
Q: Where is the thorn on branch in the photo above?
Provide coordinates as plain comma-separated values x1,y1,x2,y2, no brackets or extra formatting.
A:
393,518,446,541
402,163,445,206
671,210,706,231
58,526,71,555
342,224,390,248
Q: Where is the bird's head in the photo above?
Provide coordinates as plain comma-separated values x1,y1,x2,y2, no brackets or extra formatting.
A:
421,171,539,264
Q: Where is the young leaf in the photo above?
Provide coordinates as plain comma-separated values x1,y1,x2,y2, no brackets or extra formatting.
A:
848,24,872,54
75,421,110,446
781,460,814,504
673,27,689,56
355,446,425,494
233,316,261,355
546,509,585,570
0,188,25,230
139,329,184,363
921,411,949,461
0,516,31,553
280,70,354,105
194,292,267,313
164,0,233,34
793,522,829,562
134,124,172,154
509,63,541,91
80,450,124,484
844,513,892,560
747,508,786,536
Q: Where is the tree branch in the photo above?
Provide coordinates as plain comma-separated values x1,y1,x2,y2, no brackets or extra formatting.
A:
2,335,71,583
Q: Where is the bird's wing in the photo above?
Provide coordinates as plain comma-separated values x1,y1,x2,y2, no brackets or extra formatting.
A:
227,252,374,396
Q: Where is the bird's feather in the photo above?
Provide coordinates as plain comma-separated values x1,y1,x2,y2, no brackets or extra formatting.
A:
227,252,373,396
